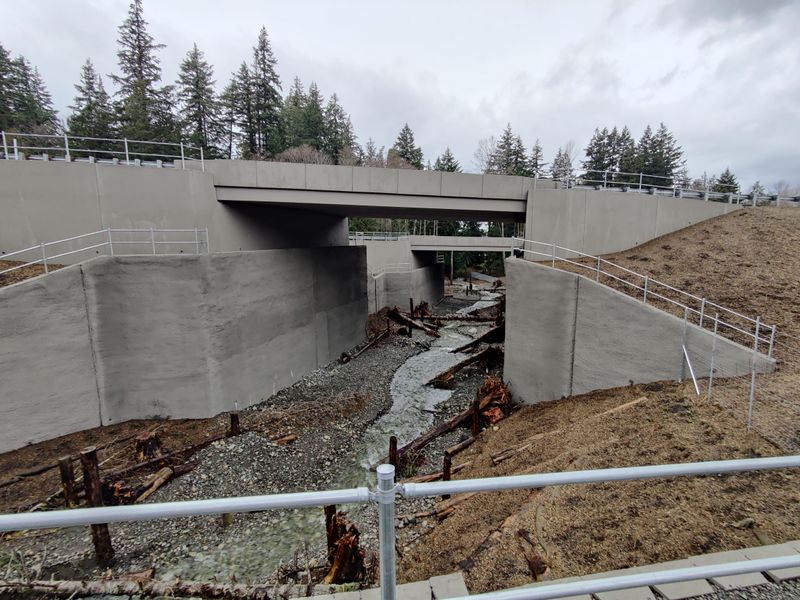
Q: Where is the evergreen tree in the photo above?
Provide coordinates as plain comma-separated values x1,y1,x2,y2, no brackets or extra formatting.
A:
281,77,307,149
713,167,739,194
581,127,613,183
551,147,573,181
649,122,684,187
322,92,355,163
219,80,239,158
433,147,461,172
111,0,177,143
225,62,256,157
750,180,766,199
7,56,59,133
634,124,655,181
528,139,545,176
0,43,12,131
490,124,515,175
300,82,325,149
67,59,116,152
392,123,423,169
250,26,283,157
615,126,637,184
176,43,223,157
362,138,385,167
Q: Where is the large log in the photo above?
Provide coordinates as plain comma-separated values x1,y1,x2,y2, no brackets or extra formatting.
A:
387,307,440,337
427,346,501,388
451,323,505,354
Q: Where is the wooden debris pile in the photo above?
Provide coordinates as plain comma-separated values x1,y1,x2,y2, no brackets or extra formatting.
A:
322,506,366,584
475,375,513,426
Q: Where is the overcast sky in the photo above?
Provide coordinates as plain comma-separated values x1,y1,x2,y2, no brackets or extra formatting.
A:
2,0,798,188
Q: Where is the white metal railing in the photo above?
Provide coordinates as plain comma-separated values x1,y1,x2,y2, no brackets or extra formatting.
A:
0,131,204,171
369,262,411,277
350,232,409,243
0,228,210,277
0,456,799,600
510,237,776,357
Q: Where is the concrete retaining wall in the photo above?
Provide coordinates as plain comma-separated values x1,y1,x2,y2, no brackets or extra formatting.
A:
525,184,739,256
503,258,774,404
0,248,367,452
0,161,348,261
366,264,445,313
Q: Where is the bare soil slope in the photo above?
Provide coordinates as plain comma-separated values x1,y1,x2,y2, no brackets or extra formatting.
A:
399,207,800,592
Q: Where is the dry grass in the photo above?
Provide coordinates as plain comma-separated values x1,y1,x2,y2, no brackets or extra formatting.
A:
399,207,800,592
0,260,64,287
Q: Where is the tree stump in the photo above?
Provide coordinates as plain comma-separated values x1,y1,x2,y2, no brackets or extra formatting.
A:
134,431,162,462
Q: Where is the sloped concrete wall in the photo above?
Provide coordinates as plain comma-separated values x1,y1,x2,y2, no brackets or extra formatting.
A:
0,248,367,452
503,258,773,404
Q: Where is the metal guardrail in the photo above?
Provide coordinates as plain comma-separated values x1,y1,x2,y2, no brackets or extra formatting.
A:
0,131,204,171
0,228,210,276
0,456,799,600
369,262,411,277
510,237,776,358
349,232,409,243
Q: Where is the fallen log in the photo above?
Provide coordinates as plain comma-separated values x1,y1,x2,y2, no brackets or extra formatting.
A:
387,307,439,337
104,433,225,481
429,314,498,322
446,436,477,457
341,329,389,363
428,346,501,387
410,492,478,520
134,466,173,503
402,461,470,484
272,433,298,446
321,509,365,584
134,431,163,462
0,578,270,599
451,323,505,354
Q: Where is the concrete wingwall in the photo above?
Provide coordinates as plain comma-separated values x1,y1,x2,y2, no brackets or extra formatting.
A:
503,258,774,405
0,248,367,452
0,160,348,260
366,264,445,313
524,184,740,256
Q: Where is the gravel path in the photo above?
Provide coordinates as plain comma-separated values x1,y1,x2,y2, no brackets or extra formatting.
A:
697,580,800,599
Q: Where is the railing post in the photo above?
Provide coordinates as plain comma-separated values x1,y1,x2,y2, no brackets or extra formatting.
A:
768,324,776,358
638,172,643,192
180,142,186,170
13,138,19,160
551,241,556,267
753,316,761,354
748,364,756,432
376,464,397,600
643,275,649,303
205,227,210,253
707,313,719,403
150,227,156,255
194,227,200,254
63,133,71,162
680,306,688,381
603,170,608,188
40,243,48,274
699,298,706,328
124,138,130,165
107,228,114,257
1,131,8,160
200,146,205,172
596,256,601,282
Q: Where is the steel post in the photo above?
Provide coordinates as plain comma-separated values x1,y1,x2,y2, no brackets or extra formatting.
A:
107,228,114,256
707,314,719,403
180,142,186,169
643,276,649,303
768,324,776,358
63,133,71,162
13,138,18,160
194,228,200,254
124,138,130,164
377,464,397,600
753,316,761,354
699,298,706,328
748,365,756,431
638,172,643,192
2,131,8,159
551,242,556,267
40,243,48,274
200,147,205,172
680,307,688,381
150,228,156,255
596,256,601,282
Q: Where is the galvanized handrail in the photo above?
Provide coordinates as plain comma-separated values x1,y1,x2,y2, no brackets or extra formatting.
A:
510,237,776,357
0,131,204,171
0,227,211,277
0,456,799,600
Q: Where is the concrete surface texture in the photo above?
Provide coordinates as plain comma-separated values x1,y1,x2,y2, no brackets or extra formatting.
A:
0,248,367,452
524,182,740,257
0,160,348,261
503,258,773,405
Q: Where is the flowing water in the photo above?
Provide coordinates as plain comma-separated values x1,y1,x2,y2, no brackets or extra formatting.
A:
165,292,498,581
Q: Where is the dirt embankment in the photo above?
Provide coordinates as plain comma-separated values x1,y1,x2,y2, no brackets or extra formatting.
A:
399,208,800,592
0,260,64,287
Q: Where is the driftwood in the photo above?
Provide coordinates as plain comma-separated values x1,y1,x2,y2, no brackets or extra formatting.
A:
387,307,440,337
321,508,365,584
446,436,477,457
451,323,505,354
104,433,225,480
272,433,298,446
134,431,163,462
341,329,389,363
134,466,173,503
402,461,470,484
518,529,548,580
0,578,270,599
427,347,501,388
409,492,478,521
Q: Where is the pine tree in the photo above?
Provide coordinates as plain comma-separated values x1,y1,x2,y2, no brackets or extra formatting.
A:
7,56,59,133
581,127,613,183
0,43,12,131
301,82,325,149
322,92,355,163
281,77,307,149
551,147,573,181
67,59,116,152
750,180,766,199
713,167,739,194
392,123,423,169
433,147,461,172
362,138,385,167
225,63,256,157
528,139,545,176
250,26,283,157
650,122,684,187
111,0,177,143
176,43,222,157
615,126,637,185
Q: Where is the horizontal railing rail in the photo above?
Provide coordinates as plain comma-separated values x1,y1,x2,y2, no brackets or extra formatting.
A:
0,131,204,171
0,456,799,600
369,262,411,276
0,227,210,277
510,237,776,357
349,231,409,243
